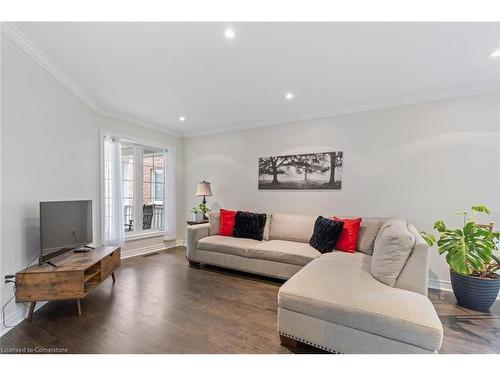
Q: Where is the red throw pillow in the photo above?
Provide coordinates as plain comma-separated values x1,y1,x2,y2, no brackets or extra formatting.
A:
333,217,362,253
219,209,237,236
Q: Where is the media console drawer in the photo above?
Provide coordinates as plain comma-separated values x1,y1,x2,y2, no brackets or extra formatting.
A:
16,271,83,301
101,248,121,280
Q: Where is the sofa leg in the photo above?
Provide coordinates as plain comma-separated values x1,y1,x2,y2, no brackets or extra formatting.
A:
189,260,200,267
280,335,298,349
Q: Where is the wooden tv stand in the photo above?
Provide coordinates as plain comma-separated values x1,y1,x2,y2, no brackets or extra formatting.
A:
16,246,121,320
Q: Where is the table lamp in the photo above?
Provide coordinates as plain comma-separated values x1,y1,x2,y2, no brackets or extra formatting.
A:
195,181,212,218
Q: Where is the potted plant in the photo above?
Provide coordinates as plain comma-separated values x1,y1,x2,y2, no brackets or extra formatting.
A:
421,205,500,311
197,202,210,219
190,203,210,222
190,206,203,222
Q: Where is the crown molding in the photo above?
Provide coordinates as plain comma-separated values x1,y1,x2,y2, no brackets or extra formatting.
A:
181,85,500,137
96,108,182,137
1,22,100,112
2,22,498,140
1,22,181,138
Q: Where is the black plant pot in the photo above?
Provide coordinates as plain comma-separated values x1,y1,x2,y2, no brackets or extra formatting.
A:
450,269,500,311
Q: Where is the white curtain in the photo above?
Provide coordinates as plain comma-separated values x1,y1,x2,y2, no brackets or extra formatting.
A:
102,135,125,247
164,146,177,241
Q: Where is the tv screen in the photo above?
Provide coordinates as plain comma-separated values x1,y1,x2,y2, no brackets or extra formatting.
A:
39,200,92,265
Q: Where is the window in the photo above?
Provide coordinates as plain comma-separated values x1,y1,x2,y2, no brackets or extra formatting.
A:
120,142,166,235
122,146,135,232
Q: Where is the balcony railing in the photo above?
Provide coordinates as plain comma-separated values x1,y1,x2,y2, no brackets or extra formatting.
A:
124,204,164,232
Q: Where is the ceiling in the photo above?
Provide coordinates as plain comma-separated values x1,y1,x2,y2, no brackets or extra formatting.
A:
11,22,500,136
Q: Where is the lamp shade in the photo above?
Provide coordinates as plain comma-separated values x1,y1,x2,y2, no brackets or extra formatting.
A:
195,181,212,196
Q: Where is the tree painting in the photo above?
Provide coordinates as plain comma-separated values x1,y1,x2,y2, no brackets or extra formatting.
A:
327,151,343,187
258,156,291,185
258,151,343,190
293,154,330,181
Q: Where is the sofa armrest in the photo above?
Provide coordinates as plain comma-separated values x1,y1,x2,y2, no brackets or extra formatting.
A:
186,223,209,260
395,224,429,296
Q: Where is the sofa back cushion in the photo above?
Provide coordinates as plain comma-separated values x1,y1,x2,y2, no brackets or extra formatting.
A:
371,218,415,287
269,213,316,243
357,219,384,254
262,214,272,241
208,211,220,236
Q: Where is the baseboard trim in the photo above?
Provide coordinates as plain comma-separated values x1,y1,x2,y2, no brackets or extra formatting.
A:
1,301,47,337
121,239,184,259
428,278,452,292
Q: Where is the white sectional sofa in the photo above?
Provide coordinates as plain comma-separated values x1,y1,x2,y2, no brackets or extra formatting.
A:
186,212,443,354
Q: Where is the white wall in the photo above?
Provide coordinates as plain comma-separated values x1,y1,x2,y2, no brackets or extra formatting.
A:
184,92,500,286
0,34,184,333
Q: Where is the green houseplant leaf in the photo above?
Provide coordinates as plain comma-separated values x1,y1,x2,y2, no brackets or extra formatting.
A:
420,232,436,247
422,205,498,278
433,220,447,232
471,205,491,214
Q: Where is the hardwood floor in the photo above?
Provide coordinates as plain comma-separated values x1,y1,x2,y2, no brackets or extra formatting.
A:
1,246,498,354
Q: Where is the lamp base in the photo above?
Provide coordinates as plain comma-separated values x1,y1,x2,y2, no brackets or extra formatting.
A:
202,196,207,219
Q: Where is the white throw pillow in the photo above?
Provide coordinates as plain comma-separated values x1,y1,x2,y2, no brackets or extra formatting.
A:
208,211,220,236
262,214,272,241
371,218,415,287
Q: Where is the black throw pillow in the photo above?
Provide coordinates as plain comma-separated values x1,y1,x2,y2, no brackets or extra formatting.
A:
233,211,267,241
309,216,344,253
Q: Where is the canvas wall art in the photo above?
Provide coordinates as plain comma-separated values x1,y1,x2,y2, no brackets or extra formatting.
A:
258,151,343,190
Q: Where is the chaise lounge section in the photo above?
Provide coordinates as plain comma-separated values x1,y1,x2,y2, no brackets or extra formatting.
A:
278,251,443,353
186,212,443,353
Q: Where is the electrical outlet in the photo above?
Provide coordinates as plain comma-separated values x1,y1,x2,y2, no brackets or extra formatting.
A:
4,274,15,285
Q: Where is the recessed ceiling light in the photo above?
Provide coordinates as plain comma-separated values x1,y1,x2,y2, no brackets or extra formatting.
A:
285,92,294,100
179,116,186,122
489,49,500,58
224,28,235,40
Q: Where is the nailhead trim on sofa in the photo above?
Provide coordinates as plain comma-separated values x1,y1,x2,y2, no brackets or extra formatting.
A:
279,331,341,354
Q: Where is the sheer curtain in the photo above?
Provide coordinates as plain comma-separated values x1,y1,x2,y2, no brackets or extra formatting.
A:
164,146,177,241
102,135,125,247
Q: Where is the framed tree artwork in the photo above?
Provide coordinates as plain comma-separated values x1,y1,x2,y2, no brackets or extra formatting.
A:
258,151,343,190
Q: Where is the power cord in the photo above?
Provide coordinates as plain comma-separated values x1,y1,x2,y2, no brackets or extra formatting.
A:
1,254,39,329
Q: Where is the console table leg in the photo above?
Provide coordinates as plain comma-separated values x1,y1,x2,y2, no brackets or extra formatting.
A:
111,272,116,283
76,299,82,316
28,301,36,321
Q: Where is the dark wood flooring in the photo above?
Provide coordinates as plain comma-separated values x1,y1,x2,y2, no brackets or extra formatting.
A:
1,247,498,354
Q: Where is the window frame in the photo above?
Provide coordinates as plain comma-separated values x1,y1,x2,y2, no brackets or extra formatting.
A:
100,131,168,242
125,143,166,239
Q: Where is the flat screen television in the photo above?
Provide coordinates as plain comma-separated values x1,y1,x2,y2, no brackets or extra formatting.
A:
39,200,93,265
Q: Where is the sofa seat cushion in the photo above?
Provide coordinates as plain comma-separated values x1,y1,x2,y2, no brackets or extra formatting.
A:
278,252,443,352
197,235,261,257
247,240,321,266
